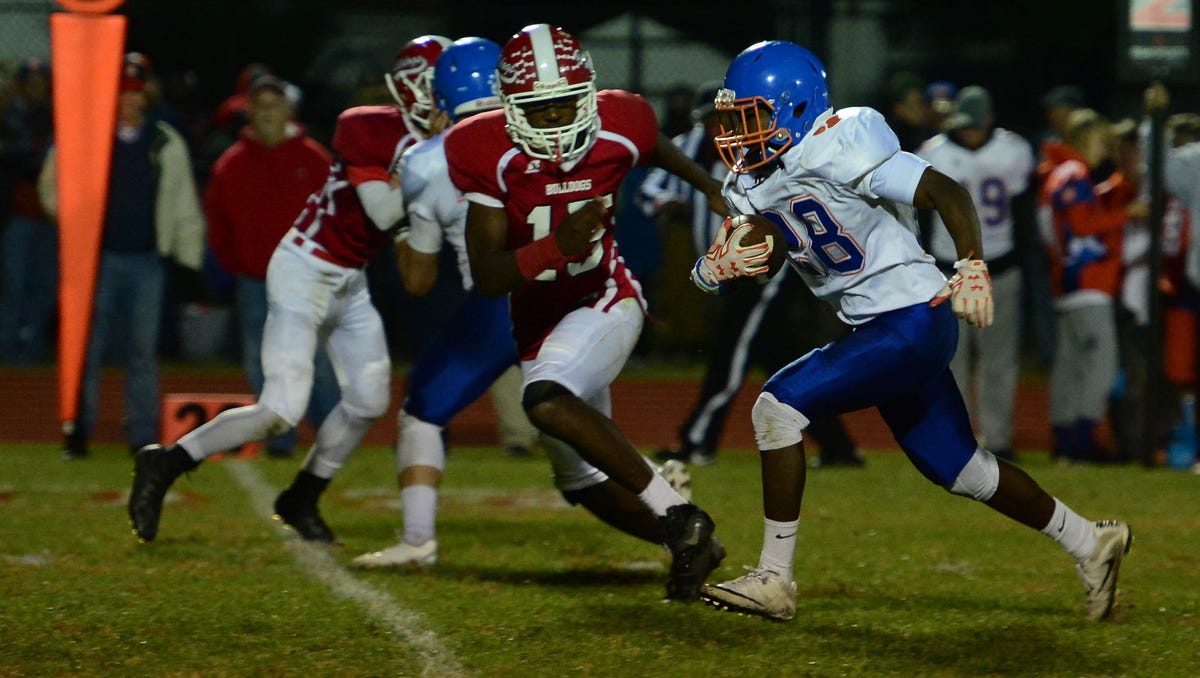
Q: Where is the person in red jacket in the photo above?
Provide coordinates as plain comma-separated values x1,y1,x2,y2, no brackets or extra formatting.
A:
1042,109,1147,461
204,74,340,457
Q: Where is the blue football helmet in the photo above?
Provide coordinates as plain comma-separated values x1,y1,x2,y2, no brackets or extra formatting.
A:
433,37,502,122
714,41,831,173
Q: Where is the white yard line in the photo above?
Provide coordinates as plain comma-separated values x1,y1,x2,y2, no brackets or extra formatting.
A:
224,461,469,678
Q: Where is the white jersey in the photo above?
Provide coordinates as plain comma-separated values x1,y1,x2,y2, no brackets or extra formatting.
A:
723,106,946,326
916,128,1034,262
400,132,472,289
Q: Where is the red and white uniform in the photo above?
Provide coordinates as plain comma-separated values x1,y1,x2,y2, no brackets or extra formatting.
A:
291,105,420,267
257,105,420,435
444,90,657,359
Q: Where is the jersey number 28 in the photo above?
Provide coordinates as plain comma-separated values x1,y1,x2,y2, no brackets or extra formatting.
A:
763,196,864,274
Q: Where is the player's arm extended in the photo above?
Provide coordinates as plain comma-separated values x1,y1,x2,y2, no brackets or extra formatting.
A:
912,166,983,260
647,131,729,218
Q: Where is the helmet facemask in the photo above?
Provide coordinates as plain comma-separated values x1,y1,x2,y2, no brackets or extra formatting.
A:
713,88,796,173
386,66,439,133
502,80,598,163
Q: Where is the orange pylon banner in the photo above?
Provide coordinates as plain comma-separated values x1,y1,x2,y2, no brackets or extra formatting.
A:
49,11,125,430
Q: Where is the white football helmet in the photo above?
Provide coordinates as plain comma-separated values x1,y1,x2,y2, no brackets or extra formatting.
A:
496,24,599,163
386,35,452,133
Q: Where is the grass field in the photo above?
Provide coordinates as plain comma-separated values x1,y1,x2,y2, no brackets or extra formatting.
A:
2,442,1197,677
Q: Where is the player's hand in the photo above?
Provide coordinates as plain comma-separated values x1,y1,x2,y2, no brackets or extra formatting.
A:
931,258,993,328
554,198,606,258
694,216,772,286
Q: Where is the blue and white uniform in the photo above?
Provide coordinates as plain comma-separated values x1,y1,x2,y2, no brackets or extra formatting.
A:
399,133,517,426
727,106,976,485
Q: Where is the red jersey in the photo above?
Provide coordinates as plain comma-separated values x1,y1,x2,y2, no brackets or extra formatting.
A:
292,105,420,268
1041,149,1130,297
205,125,331,279
444,90,658,358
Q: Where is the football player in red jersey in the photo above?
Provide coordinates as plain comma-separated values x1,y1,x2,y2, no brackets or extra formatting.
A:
127,36,453,545
443,23,728,601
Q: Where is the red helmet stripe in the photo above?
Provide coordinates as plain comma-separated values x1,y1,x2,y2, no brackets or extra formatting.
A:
528,25,561,83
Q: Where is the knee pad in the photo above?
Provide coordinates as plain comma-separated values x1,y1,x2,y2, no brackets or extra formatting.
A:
396,412,446,473
947,447,1000,501
521,379,572,411
751,391,810,450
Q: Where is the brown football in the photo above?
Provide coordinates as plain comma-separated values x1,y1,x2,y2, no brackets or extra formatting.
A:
733,214,788,279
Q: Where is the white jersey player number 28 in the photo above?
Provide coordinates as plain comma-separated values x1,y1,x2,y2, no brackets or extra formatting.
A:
527,193,613,281
763,195,865,274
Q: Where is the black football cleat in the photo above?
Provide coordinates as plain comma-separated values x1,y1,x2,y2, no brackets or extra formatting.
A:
128,444,198,542
273,486,338,544
662,504,724,601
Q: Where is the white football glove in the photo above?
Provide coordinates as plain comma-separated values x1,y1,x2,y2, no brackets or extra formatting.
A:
690,216,773,293
932,258,993,328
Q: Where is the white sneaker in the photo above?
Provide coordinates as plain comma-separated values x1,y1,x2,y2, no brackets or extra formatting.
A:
656,459,692,502
351,539,438,570
1076,521,1132,620
701,566,797,621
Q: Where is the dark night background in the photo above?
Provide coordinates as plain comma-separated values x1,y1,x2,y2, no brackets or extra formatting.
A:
112,0,1200,143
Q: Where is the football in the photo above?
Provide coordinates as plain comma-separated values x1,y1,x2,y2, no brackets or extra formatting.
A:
733,214,788,280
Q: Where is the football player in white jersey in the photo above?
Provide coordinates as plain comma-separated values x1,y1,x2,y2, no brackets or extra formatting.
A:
917,85,1036,461
693,41,1131,622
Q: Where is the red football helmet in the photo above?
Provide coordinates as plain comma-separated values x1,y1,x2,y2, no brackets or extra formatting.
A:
497,24,599,163
387,35,452,132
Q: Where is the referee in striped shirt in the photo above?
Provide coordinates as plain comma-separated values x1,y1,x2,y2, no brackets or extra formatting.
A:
641,81,863,468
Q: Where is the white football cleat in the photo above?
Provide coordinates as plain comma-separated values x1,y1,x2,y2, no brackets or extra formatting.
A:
656,459,692,502
351,539,438,570
1076,521,1132,621
701,566,797,621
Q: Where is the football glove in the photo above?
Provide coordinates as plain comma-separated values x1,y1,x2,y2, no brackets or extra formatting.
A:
932,257,993,328
690,216,773,293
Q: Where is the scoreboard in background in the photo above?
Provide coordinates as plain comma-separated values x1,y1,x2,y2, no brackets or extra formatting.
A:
1120,0,1198,82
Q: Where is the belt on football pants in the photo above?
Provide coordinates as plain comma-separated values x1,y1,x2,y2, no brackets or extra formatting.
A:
291,232,353,268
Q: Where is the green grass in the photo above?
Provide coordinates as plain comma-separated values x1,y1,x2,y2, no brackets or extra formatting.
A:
1,443,1197,677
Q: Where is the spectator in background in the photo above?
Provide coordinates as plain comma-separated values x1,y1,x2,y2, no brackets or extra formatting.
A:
39,53,205,459
924,80,957,134
0,57,56,364
204,74,340,458
642,80,861,469
885,72,933,152
1042,109,1147,463
201,63,273,178
1110,118,1151,464
917,85,1036,461
1146,83,1200,471
1028,85,1088,371
1042,86,1087,144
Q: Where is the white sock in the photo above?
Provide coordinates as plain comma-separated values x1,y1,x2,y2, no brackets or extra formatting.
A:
758,517,798,581
303,403,374,479
637,473,687,517
400,484,438,546
1040,498,1097,560
177,403,280,462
